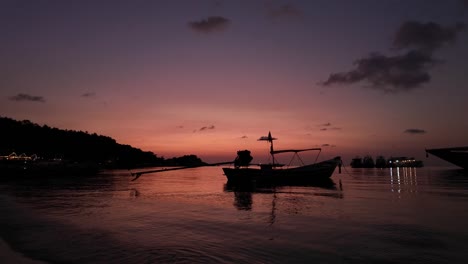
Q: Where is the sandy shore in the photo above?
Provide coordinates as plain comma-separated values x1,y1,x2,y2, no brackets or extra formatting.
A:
0,238,47,264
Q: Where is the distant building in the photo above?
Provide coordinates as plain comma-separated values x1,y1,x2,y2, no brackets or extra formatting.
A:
375,156,387,168
350,157,363,168
387,157,423,168
350,155,423,168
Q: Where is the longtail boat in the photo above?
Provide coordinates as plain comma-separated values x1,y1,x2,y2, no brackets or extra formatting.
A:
222,132,341,184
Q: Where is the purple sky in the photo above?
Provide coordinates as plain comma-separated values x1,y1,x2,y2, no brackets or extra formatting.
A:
1,0,467,164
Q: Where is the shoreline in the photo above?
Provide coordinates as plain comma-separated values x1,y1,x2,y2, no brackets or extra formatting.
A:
0,238,47,264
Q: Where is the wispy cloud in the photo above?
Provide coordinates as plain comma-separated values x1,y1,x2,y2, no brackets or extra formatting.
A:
322,21,466,93
266,3,303,19
404,128,427,134
81,92,96,98
194,125,216,132
320,127,342,131
9,93,45,103
318,122,341,131
212,0,223,8
240,135,248,139
188,16,230,33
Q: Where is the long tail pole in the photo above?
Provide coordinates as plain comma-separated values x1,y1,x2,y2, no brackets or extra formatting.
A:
130,161,233,181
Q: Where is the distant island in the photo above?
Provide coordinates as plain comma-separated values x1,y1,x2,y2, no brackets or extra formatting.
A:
0,116,206,168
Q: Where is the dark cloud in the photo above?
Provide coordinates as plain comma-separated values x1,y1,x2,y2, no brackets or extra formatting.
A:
267,4,303,19
199,125,215,131
321,144,336,147
320,122,331,127
322,21,466,93
393,21,466,53
322,51,435,93
404,128,427,134
241,135,248,139
176,125,184,129
9,93,45,103
188,16,230,33
81,92,96,98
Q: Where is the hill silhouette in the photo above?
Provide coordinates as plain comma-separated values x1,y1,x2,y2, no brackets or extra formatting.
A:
0,116,206,168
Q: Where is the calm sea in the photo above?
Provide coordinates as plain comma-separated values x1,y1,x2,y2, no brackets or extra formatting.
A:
1,166,468,263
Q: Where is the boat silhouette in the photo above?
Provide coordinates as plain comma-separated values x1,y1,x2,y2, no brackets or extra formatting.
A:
222,132,341,184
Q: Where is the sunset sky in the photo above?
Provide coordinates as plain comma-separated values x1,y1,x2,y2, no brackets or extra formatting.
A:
1,0,467,164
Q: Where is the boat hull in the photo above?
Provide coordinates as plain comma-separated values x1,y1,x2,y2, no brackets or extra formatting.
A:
426,147,468,170
222,156,341,184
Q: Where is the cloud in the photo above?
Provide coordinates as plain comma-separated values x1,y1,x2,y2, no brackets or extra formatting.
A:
404,128,427,134
320,127,341,131
198,125,215,131
81,92,96,98
9,93,45,103
322,51,435,93
321,21,466,93
393,21,466,53
318,122,341,131
321,144,336,147
241,135,248,139
212,0,223,7
267,4,303,19
188,16,230,33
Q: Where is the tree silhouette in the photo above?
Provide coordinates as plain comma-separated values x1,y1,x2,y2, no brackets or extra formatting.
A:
0,116,205,168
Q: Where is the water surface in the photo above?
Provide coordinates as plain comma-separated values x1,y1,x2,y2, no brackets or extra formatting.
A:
1,166,467,263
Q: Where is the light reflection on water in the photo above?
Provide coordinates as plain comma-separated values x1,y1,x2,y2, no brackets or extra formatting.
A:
1,167,468,263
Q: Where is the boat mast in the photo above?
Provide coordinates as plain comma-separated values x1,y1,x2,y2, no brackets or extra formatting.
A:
258,131,278,165
268,132,276,165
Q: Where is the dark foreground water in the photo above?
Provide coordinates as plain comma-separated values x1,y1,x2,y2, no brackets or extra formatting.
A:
1,166,468,263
